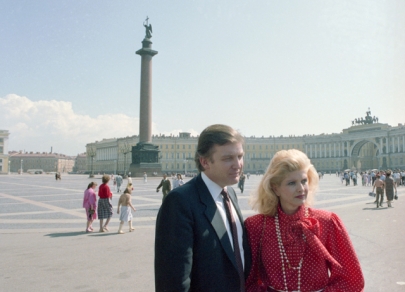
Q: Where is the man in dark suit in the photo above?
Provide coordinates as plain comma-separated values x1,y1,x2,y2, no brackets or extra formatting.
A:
156,174,171,200
155,124,251,292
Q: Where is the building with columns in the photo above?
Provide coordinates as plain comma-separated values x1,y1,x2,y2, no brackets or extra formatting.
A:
0,130,10,174
9,151,75,173
86,121,405,175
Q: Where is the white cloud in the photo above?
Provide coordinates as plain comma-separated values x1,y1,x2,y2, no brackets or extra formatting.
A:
0,94,201,156
0,94,140,155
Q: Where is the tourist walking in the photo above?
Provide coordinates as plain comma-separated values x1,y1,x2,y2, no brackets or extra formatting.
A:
83,182,97,232
402,170,405,186
115,174,123,193
176,173,184,188
143,172,147,183
372,174,385,208
385,170,397,208
172,173,180,189
238,171,246,193
344,172,350,186
352,172,358,186
245,149,364,291
98,175,113,232
117,188,136,234
156,174,171,201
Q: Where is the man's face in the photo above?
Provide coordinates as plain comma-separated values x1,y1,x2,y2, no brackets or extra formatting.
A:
201,142,244,188
163,175,167,180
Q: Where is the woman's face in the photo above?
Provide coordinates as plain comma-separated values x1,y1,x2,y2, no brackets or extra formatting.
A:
92,184,97,189
273,169,309,215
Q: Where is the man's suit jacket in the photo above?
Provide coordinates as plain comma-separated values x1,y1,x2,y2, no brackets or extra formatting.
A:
157,179,171,195
154,174,251,292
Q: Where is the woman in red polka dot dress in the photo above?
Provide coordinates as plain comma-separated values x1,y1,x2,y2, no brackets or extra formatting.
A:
245,149,364,292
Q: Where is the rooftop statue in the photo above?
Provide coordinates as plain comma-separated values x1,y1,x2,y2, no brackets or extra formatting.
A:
352,108,379,126
143,16,152,39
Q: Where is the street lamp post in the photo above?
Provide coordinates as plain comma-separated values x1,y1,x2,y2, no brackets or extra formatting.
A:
20,159,23,175
119,142,131,178
87,147,96,178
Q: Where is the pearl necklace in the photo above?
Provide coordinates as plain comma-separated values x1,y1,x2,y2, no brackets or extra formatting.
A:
275,207,308,292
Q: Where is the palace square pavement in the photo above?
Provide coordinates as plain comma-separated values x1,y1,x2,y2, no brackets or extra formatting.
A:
0,174,404,291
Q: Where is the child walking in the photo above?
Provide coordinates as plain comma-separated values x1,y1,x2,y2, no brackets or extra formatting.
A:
117,187,136,234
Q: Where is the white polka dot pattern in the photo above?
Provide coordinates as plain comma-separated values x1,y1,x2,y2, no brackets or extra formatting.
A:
245,205,364,292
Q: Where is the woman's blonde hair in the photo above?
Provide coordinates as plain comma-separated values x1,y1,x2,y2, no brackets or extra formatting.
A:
249,149,319,216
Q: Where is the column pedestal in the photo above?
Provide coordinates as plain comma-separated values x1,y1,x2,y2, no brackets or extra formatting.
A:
129,142,161,177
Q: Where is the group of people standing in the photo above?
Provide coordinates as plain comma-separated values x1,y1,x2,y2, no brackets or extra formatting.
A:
154,124,364,292
82,174,136,234
372,170,398,208
340,171,358,186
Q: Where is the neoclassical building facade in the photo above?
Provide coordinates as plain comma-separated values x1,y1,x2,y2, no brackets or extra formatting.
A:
86,122,405,176
0,130,10,174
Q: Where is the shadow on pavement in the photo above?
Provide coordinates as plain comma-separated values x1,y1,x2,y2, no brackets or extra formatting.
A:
362,207,387,211
45,231,120,238
45,231,87,238
89,232,119,237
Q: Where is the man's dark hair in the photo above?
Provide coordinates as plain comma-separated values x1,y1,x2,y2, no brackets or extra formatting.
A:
194,124,244,172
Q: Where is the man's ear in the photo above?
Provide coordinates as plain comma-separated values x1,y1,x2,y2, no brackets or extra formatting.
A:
199,157,210,171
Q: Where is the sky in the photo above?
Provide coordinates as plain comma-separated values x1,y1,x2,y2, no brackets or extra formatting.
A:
1,0,404,155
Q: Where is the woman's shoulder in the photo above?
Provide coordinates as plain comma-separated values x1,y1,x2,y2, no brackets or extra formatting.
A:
309,207,339,220
245,214,269,228
308,207,343,225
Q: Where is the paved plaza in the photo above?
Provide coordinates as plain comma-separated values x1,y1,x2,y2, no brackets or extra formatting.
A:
1,173,404,291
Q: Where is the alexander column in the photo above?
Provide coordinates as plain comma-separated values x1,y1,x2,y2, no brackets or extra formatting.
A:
129,17,161,177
